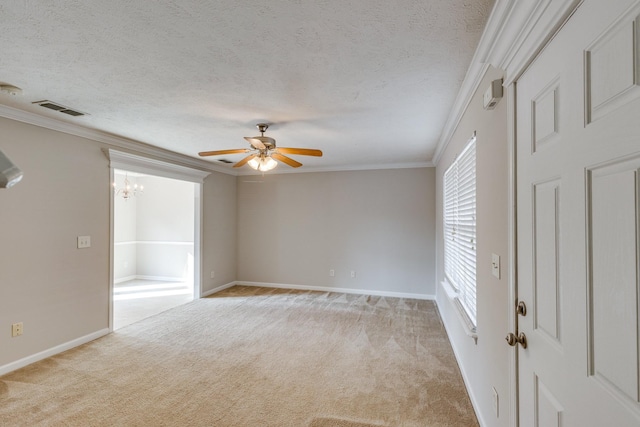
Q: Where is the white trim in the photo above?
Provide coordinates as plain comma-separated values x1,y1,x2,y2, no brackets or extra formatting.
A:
432,0,514,164
236,161,433,175
114,275,137,284
506,81,519,427
114,240,194,246
436,299,486,427
194,183,203,298
238,281,435,300
0,104,432,175
108,150,211,183
0,328,110,376
433,0,583,165
133,275,187,282
201,281,238,297
0,104,233,175
114,275,188,284
108,167,115,332
498,0,583,85
440,281,478,341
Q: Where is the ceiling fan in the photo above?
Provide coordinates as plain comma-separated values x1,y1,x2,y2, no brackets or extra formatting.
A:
198,123,323,171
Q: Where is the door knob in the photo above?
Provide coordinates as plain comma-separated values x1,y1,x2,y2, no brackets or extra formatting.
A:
505,332,527,349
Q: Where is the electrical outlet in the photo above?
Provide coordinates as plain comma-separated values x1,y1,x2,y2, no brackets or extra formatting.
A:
77,235,91,249
329,269,335,277
11,322,23,337
350,271,356,278
492,387,499,417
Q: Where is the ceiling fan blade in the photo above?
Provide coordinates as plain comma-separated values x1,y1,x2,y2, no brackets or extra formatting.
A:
233,154,257,168
277,147,323,157
199,148,248,157
244,137,266,150
271,152,302,168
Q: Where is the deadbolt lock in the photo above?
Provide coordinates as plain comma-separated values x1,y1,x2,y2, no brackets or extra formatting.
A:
517,301,527,316
505,332,527,349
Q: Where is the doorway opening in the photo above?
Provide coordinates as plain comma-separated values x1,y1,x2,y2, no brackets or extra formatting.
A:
108,149,210,331
112,170,196,329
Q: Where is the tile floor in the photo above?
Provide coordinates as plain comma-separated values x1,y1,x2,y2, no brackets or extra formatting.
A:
113,279,193,330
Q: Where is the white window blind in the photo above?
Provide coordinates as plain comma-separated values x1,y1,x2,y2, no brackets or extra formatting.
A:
443,134,477,326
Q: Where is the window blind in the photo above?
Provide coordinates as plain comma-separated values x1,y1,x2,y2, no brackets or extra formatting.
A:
443,135,477,325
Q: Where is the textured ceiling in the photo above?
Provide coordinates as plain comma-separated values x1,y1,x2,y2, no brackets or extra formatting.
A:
0,0,494,172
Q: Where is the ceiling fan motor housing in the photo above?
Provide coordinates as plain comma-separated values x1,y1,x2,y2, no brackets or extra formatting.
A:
254,136,276,150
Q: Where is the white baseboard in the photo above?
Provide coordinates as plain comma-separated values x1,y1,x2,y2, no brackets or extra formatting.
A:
238,281,435,300
135,275,186,282
115,275,186,284
114,275,136,284
201,281,238,297
0,328,110,376
435,286,486,427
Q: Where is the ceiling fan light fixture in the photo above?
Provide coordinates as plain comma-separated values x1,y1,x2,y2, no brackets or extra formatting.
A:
248,156,277,172
199,123,321,171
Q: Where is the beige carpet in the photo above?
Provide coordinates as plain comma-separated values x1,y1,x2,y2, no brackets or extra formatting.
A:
0,286,478,426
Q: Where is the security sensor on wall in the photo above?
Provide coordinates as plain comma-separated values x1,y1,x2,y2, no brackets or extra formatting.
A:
483,79,503,110
0,149,23,188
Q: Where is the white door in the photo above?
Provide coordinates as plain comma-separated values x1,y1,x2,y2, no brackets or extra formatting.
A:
516,0,640,425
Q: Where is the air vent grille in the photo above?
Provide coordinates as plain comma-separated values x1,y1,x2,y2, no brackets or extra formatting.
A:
60,109,84,116
32,100,87,117
38,102,66,111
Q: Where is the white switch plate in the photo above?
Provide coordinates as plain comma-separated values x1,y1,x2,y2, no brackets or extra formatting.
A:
329,269,335,277
11,322,23,337
77,236,91,249
350,271,356,278
210,270,215,279
491,253,500,279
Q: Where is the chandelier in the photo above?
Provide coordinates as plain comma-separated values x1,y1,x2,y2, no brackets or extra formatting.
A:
113,173,143,200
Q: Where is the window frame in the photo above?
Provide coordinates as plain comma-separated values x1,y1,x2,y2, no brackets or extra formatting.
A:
443,133,477,329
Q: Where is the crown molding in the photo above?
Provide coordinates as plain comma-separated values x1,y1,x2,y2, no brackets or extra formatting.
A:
235,161,433,176
0,104,434,176
0,104,235,176
494,0,583,85
432,0,583,165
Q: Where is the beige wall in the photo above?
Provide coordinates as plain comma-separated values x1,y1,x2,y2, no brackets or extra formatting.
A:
435,66,510,427
201,170,237,294
237,168,436,296
0,116,237,370
0,117,110,367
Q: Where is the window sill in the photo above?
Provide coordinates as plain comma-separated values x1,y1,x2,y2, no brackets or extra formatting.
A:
441,280,478,343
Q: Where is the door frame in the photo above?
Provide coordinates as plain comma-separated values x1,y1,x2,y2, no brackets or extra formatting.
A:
501,1,584,425
107,149,210,331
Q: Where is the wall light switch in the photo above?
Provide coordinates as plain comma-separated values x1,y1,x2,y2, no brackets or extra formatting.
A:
77,236,91,249
350,271,356,278
210,271,215,279
329,269,335,277
491,253,500,279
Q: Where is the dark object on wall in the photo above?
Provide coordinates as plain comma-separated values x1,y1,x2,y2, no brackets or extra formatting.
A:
0,149,23,188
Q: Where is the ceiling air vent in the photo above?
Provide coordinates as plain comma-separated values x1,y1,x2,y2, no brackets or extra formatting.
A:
217,159,233,164
32,100,88,117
